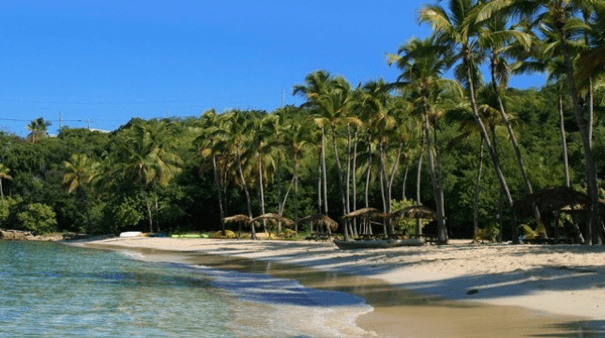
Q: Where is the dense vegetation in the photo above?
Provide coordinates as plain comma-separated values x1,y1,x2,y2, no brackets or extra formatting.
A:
2,0,604,244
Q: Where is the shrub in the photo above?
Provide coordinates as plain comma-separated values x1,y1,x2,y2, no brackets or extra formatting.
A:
17,203,57,234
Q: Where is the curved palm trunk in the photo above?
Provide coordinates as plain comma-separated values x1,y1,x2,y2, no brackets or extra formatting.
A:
212,155,226,235
365,133,373,208
317,146,322,214
276,145,283,233
138,169,153,233
558,91,571,188
473,137,485,239
352,129,359,234
560,34,601,245
402,164,409,200
464,56,514,240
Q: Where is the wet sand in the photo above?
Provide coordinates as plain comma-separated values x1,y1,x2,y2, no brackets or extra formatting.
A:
71,238,605,337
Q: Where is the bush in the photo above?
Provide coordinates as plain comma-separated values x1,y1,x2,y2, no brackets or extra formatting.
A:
0,195,23,228
17,203,57,234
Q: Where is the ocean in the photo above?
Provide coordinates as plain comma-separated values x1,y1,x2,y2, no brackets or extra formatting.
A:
0,241,372,337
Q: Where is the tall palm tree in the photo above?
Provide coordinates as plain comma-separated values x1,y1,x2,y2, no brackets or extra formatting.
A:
195,109,228,235
221,109,257,239
389,35,460,243
117,121,181,233
419,0,516,220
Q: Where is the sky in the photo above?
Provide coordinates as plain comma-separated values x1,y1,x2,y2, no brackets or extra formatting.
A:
0,0,546,136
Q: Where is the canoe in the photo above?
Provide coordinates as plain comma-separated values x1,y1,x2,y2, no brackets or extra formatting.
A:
334,238,425,250
119,231,142,238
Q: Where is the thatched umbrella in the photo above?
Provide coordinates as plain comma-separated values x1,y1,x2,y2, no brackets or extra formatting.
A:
223,214,252,239
342,207,386,237
387,206,436,220
299,213,338,234
513,187,591,221
251,213,294,227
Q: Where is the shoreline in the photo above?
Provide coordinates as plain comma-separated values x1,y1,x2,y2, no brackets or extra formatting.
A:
71,237,605,337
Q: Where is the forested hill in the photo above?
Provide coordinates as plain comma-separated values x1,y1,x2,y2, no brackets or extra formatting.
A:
0,84,601,240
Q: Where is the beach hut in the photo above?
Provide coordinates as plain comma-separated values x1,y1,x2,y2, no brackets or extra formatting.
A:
342,208,385,238
512,187,603,243
299,213,338,239
387,206,437,239
223,214,253,239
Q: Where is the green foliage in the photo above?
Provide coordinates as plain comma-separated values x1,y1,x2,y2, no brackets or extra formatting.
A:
0,195,23,229
104,197,144,233
476,223,500,242
17,203,57,234
390,198,425,234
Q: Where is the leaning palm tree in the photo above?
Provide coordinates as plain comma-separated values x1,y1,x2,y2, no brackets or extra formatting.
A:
419,0,516,218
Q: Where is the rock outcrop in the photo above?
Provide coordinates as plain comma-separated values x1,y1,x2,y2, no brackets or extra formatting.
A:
0,230,36,241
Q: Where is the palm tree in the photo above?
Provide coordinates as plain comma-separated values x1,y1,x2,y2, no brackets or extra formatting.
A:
419,0,516,222
117,120,181,233
222,109,257,239
294,71,332,217
62,154,100,194
195,109,228,235
0,163,12,199
26,117,51,143
480,0,601,243
389,35,460,243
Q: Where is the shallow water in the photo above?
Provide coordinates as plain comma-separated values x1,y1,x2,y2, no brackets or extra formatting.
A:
0,241,371,337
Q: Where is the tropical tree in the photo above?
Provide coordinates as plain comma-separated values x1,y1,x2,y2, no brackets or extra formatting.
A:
419,0,516,223
26,118,52,143
116,120,181,233
0,163,12,199
480,0,601,243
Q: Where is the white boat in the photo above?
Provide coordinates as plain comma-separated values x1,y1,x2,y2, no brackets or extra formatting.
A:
334,238,425,250
119,231,142,238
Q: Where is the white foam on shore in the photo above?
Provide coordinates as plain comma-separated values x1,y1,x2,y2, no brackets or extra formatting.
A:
193,264,375,337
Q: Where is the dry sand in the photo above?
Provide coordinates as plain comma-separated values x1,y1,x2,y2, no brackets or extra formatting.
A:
74,237,605,337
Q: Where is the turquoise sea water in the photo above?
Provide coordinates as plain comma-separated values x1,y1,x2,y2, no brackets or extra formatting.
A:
0,241,371,337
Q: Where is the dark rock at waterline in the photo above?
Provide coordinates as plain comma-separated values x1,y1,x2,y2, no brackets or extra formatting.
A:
0,230,90,241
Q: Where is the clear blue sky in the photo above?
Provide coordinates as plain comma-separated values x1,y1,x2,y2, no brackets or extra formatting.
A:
0,0,545,136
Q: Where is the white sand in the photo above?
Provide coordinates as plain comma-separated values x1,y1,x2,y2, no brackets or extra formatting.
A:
76,237,605,321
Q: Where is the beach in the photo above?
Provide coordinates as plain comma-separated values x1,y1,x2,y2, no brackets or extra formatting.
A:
74,237,605,337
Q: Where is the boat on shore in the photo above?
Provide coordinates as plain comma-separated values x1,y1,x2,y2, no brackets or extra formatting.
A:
334,238,425,250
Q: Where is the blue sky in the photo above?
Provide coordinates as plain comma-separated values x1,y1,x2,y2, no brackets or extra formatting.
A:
0,1,545,136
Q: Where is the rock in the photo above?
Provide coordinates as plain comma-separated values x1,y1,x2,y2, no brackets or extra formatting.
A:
0,229,34,241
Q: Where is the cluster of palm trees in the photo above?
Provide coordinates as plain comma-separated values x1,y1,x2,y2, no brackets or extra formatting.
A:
61,120,181,233
193,0,605,244
406,0,605,244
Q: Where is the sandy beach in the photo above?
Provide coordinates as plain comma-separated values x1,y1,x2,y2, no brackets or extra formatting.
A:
74,237,605,337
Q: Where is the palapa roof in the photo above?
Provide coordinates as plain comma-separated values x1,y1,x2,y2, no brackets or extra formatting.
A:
513,187,594,220
387,206,436,220
299,213,339,230
223,214,251,224
342,207,384,220
251,213,294,227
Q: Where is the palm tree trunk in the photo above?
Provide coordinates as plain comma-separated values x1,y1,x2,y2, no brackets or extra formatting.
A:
560,34,600,245
331,126,349,240
294,152,300,233
402,163,409,200
352,129,359,233
317,146,322,213
416,142,424,235
139,169,153,233
277,145,283,233
237,144,255,239
257,149,267,233
422,99,447,243
558,91,571,188
464,55,514,241
321,127,329,215
212,155,226,235
365,134,373,208
473,137,485,239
